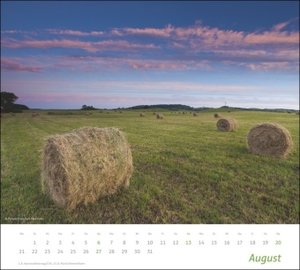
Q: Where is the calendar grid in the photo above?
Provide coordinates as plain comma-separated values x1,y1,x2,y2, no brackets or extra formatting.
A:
1,224,299,269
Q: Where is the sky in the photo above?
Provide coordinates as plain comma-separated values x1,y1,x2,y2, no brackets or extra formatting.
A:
1,1,299,109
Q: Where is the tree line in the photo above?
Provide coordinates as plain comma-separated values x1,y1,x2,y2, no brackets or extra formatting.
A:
0,91,29,113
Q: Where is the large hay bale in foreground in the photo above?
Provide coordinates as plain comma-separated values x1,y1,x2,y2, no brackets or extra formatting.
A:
217,118,237,132
42,127,133,209
247,123,293,158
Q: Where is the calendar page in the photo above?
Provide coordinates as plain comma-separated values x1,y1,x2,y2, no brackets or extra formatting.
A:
1,1,299,270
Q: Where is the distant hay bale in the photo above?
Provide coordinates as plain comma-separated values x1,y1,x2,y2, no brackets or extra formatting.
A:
216,118,237,132
42,127,133,209
153,112,157,115
32,112,39,117
193,112,198,117
140,113,145,117
214,113,221,118
247,123,293,158
156,113,164,119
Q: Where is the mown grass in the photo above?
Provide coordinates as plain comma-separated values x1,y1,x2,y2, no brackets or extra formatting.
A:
1,110,299,224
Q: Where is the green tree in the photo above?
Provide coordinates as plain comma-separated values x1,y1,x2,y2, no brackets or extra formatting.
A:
1,91,18,110
1,91,29,112
81,105,96,110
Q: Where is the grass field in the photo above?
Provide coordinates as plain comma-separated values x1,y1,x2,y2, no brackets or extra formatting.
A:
1,110,299,224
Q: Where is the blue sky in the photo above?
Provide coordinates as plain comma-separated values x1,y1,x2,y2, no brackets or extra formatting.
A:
1,1,299,109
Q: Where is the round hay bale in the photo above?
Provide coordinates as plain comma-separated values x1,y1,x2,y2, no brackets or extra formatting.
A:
247,123,293,158
216,118,237,132
42,127,133,209
140,113,145,117
214,113,221,118
193,112,198,117
156,113,164,119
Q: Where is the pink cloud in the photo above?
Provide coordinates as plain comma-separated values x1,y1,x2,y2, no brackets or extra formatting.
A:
47,29,104,37
61,56,210,71
1,58,42,72
245,62,293,71
127,59,210,70
272,21,290,32
2,38,159,52
244,31,299,45
1,30,35,35
111,20,298,48
214,48,299,62
1,20,298,73
120,24,174,38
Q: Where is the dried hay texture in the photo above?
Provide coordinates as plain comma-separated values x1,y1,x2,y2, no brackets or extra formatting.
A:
156,113,164,119
193,113,198,117
217,118,237,132
140,113,145,117
42,127,133,209
214,113,221,118
247,123,293,158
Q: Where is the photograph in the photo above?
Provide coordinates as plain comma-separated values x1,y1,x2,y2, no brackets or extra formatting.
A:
1,0,299,225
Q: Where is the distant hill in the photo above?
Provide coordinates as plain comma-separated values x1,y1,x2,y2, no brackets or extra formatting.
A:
216,106,298,113
128,104,195,111
126,104,298,113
